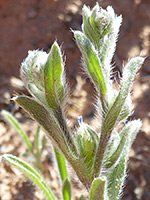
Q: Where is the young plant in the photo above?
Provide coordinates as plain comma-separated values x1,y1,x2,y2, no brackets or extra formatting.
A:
1,3,145,200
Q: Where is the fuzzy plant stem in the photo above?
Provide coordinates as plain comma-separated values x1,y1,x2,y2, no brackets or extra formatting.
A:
92,131,111,179
53,106,78,156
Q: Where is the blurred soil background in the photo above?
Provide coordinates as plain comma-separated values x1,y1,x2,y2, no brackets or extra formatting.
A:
0,0,150,199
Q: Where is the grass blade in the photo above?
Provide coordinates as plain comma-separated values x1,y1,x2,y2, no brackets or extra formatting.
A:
1,154,57,200
1,110,33,154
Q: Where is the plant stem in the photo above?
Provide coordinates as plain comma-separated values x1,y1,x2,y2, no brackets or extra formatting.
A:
53,106,78,156
54,147,68,181
92,131,111,179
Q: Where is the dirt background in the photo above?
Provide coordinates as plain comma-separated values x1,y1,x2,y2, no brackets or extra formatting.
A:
0,0,150,199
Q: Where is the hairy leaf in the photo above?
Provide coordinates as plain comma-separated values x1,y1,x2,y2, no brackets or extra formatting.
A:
90,177,108,200
102,57,144,134
74,31,107,95
107,120,142,199
44,42,65,109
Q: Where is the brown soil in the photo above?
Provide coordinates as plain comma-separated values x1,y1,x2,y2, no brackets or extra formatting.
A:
0,0,150,199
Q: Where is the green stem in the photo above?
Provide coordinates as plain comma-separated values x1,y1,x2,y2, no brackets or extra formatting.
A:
53,106,78,156
92,132,111,179
54,147,68,181
35,126,42,169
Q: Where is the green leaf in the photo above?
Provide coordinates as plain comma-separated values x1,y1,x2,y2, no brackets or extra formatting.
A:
90,177,108,200
116,94,132,125
105,126,128,168
102,57,145,134
74,31,107,95
101,15,122,67
54,147,68,182
107,154,126,200
1,110,33,154
1,154,57,200
13,95,72,159
44,41,65,109
107,120,142,200
62,178,71,200
105,131,121,159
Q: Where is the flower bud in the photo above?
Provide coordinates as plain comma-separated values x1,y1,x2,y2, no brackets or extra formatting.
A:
21,50,48,91
82,4,114,50
76,121,98,173
94,6,114,37
20,42,66,109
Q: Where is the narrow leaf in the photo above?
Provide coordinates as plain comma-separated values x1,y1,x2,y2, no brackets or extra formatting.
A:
1,110,33,154
102,57,145,134
1,154,57,200
101,15,122,67
90,177,107,200
105,127,128,168
44,41,65,109
13,95,72,159
107,120,142,200
116,94,132,125
74,31,107,95
62,178,71,200
107,154,126,200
